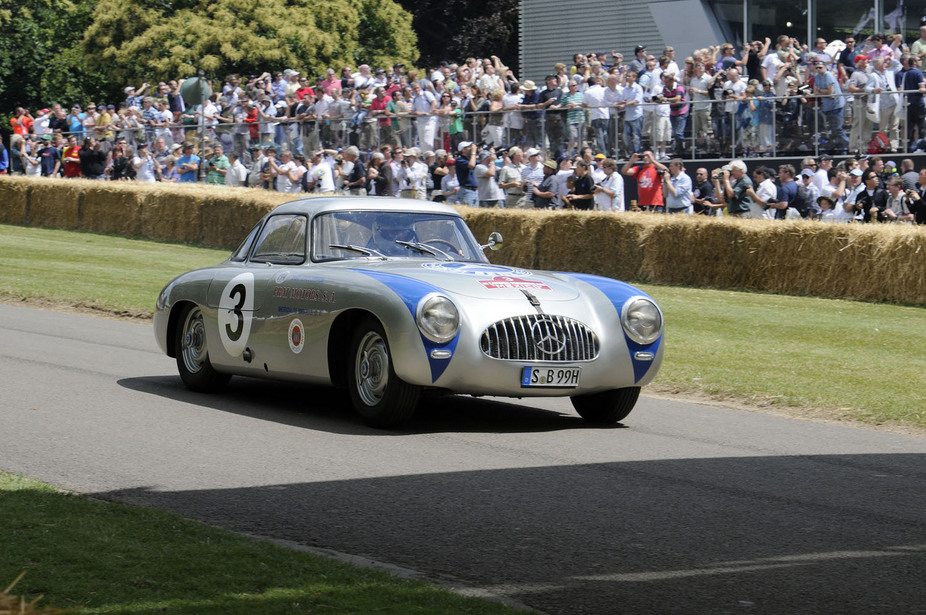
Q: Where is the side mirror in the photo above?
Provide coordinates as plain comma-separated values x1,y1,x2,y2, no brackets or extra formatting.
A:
480,231,503,252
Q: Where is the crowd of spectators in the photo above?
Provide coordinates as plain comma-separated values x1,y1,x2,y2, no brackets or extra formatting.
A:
2,27,926,223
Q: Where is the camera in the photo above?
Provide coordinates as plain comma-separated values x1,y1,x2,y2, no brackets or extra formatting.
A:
712,170,723,180
656,169,666,176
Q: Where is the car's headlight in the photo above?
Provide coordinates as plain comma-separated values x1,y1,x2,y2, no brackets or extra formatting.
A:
416,293,460,343
621,297,663,345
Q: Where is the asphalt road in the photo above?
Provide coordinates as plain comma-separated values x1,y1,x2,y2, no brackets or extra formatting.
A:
2,303,925,614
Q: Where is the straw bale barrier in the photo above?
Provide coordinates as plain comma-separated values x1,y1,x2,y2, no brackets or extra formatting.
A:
1,176,924,304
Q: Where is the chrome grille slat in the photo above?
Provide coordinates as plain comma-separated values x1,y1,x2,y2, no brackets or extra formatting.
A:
480,315,600,362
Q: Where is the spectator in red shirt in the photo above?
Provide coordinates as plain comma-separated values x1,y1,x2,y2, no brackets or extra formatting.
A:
62,135,82,178
621,150,664,210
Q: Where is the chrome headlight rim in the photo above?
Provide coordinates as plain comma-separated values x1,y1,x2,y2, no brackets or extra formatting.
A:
621,296,663,345
416,293,461,343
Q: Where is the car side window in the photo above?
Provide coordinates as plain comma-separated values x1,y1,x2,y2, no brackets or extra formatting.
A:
250,215,307,265
229,222,263,262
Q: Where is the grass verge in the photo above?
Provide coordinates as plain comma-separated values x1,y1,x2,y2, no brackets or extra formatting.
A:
1,223,924,429
0,471,523,614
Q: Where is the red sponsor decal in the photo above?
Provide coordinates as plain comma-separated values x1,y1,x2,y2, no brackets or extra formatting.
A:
479,276,552,291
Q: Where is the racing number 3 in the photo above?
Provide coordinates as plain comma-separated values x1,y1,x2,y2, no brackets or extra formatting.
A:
225,284,247,341
218,272,255,357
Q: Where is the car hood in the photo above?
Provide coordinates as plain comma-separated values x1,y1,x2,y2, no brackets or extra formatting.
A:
348,261,582,301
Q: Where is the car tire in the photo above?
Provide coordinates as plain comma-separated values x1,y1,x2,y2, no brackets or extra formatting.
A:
176,304,231,392
570,387,640,424
348,318,421,428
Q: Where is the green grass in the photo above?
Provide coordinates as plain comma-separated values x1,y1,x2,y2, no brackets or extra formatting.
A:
1,223,924,428
0,473,522,614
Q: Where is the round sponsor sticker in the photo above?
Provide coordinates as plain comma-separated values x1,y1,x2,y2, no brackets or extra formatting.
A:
288,318,305,354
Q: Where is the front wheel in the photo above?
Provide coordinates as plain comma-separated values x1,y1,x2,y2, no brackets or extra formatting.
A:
176,304,230,392
571,387,640,424
348,318,421,428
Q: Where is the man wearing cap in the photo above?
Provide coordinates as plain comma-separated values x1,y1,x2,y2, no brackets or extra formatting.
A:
845,54,872,153
813,155,834,194
539,75,565,155
629,45,647,76
520,148,544,206
38,135,61,177
454,141,479,206
124,83,149,110
475,148,503,207
498,147,528,208
529,159,558,209
133,142,160,183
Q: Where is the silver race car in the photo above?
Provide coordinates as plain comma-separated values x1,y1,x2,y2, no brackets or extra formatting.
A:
154,197,664,427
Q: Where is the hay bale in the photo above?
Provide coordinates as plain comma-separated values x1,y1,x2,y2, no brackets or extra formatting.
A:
534,210,656,280
457,206,543,269
0,176,32,224
80,181,145,236
139,186,202,244
197,184,289,248
27,178,80,229
641,216,762,288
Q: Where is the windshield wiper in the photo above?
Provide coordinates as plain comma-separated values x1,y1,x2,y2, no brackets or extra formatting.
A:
395,240,454,261
329,244,385,257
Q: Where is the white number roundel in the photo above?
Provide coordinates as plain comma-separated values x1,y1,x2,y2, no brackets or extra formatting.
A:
218,272,254,357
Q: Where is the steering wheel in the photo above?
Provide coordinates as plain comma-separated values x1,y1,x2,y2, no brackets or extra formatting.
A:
424,238,463,256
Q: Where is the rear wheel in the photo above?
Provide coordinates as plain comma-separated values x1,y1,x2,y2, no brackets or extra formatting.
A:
348,318,421,428
176,304,230,392
571,387,640,424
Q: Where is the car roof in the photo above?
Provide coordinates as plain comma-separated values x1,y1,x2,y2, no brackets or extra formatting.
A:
268,196,464,219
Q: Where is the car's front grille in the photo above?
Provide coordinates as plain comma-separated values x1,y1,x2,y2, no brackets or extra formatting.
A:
480,315,600,362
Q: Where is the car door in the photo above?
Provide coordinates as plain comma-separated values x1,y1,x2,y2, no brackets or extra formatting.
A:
207,214,308,372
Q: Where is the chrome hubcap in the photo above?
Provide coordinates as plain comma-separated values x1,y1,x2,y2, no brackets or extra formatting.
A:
355,331,388,406
181,308,207,374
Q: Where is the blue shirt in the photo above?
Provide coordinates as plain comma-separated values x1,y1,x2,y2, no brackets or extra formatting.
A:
177,154,200,182
816,71,845,112
665,171,692,211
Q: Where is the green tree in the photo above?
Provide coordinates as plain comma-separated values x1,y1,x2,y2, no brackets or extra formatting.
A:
81,0,418,87
0,0,107,121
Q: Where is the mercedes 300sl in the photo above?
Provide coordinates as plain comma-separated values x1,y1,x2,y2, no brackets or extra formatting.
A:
154,198,664,427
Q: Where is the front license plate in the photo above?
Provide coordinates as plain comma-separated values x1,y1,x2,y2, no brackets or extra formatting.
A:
521,366,581,388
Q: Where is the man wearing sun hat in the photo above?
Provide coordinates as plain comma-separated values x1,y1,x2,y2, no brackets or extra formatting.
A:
520,80,542,149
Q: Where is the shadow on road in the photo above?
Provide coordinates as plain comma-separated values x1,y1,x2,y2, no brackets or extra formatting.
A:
92,451,926,614
117,375,620,435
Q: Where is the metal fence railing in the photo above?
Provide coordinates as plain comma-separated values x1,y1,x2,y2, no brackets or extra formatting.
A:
4,88,924,180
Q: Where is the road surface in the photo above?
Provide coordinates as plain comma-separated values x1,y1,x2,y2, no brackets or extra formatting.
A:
2,304,924,614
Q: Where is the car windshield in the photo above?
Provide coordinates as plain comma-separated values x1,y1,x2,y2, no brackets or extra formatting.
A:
312,211,487,262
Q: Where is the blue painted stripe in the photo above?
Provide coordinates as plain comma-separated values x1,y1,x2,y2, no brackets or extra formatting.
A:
557,272,662,384
350,268,459,383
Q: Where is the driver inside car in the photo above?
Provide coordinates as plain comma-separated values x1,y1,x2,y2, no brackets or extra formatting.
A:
368,215,417,256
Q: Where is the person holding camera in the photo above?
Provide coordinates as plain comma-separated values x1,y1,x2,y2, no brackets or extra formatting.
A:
78,137,106,180
713,159,752,217
660,158,692,214
132,142,160,183
621,151,663,211
883,178,918,223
